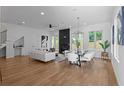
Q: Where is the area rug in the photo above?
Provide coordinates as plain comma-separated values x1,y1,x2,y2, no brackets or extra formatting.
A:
54,54,66,62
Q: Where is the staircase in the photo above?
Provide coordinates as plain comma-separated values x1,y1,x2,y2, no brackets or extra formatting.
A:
0,43,6,49
13,36,24,48
0,30,7,49
0,30,7,57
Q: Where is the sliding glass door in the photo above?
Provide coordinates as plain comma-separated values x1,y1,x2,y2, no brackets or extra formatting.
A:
51,35,59,51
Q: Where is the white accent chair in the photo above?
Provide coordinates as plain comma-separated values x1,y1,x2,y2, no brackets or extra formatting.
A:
67,53,78,64
80,49,84,54
64,50,71,58
80,51,95,62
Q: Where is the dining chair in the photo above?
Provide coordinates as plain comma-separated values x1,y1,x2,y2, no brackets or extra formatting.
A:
67,53,78,64
64,50,71,58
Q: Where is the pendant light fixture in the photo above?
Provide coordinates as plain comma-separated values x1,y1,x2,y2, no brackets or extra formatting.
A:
76,16,80,38
76,17,81,50
77,17,80,33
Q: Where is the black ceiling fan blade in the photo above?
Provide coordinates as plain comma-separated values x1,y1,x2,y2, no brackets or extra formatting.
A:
49,24,52,28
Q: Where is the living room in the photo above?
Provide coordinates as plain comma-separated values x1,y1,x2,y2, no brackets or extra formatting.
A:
0,6,112,58
0,5,124,87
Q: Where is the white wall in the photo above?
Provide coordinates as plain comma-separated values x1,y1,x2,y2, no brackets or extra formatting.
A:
0,6,5,57
0,6,7,32
70,22,111,57
0,6,1,30
6,23,50,58
33,28,50,51
111,6,124,86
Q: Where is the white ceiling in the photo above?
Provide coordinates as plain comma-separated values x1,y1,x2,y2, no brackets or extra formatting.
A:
1,6,116,29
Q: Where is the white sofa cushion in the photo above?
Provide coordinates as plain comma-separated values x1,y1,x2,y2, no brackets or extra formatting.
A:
80,51,95,61
30,51,55,62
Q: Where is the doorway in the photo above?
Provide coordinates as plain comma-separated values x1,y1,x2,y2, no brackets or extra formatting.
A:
59,28,70,53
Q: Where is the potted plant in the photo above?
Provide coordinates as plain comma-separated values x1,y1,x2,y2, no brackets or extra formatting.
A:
76,39,80,48
99,40,110,59
75,39,81,53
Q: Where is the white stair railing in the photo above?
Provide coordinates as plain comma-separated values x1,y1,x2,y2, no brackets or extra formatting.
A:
13,36,24,48
0,29,7,45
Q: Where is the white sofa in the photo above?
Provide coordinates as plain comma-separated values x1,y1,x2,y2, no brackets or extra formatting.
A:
30,50,56,62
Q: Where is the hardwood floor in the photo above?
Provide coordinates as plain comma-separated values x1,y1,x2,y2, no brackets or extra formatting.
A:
0,56,117,86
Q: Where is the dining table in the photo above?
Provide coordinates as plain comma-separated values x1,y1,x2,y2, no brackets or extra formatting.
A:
77,52,85,67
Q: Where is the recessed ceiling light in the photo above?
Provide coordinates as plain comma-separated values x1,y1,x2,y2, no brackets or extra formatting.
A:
22,21,25,24
40,12,45,15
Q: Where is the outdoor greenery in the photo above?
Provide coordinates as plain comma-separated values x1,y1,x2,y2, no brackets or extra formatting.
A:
89,32,95,42
89,31,102,42
96,31,102,40
75,39,80,48
72,33,83,49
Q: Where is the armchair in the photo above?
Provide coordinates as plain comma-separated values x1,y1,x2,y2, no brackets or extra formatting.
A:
80,51,95,62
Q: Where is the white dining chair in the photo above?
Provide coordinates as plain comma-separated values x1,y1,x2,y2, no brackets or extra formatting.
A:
64,50,71,58
67,53,78,64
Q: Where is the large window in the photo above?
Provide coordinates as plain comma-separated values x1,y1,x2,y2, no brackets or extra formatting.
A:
71,33,76,50
55,35,59,50
88,31,102,50
96,31,102,49
88,32,95,48
51,35,59,50
71,32,83,50
52,36,55,48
